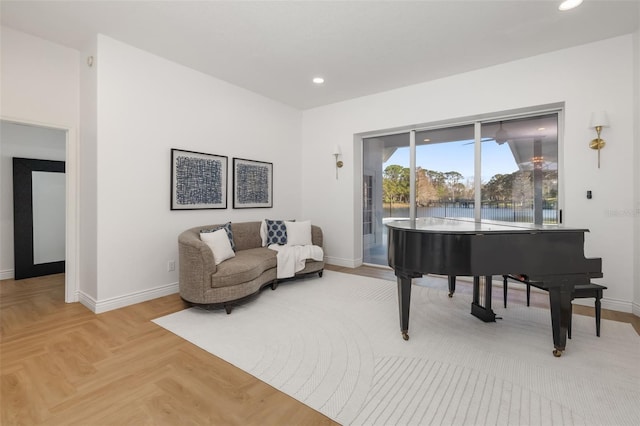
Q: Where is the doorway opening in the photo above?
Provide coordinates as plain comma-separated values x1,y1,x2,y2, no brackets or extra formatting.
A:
0,119,77,301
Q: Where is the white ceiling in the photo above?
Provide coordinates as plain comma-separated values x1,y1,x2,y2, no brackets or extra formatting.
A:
1,0,638,109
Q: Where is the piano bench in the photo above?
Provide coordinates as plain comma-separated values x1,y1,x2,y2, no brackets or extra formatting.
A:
571,283,607,338
502,275,607,338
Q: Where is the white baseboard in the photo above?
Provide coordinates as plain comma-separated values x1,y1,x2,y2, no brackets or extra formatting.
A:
77,291,97,313
78,282,179,314
0,269,14,280
324,256,360,268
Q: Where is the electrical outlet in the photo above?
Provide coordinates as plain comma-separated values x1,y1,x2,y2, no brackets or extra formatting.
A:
167,260,176,272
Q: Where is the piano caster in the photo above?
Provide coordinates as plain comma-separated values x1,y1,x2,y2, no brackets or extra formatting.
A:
402,332,409,341
448,292,453,298
553,349,563,357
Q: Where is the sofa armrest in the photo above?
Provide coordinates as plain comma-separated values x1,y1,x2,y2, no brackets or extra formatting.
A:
178,230,217,302
311,225,323,248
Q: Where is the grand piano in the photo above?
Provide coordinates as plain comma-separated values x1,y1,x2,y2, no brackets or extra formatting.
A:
387,217,603,356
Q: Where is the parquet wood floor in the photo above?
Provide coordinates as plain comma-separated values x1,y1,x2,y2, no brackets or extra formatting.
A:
1,274,336,425
1,266,638,425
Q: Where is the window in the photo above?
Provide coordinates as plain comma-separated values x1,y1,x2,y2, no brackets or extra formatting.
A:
481,115,558,224
362,111,560,266
415,124,475,220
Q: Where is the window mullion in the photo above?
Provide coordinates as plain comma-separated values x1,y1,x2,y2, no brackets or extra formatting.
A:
410,130,416,221
474,122,482,221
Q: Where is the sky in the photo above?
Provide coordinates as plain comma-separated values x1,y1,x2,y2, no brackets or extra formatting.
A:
383,139,519,183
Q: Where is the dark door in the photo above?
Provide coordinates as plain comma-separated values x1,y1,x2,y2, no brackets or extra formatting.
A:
13,157,65,279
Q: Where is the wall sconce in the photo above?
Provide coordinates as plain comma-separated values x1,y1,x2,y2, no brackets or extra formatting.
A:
589,111,609,168
333,145,343,179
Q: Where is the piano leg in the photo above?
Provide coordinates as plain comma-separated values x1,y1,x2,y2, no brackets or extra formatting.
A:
473,276,479,304
548,285,572,357
448,275,456,297
397,276,412,341
471,275,497,322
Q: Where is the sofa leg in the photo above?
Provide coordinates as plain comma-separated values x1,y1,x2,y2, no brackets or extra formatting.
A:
224,304,233,314
271,280,279,290
318,270,323,278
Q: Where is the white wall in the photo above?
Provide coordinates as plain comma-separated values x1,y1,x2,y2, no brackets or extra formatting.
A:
301,35,637,313
90,36,302,310
78,36,99,302
0,122,66,278
0,27,79,126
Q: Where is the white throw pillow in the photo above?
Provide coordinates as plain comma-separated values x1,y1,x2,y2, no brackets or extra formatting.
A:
285,220,312,246
260,219,268,246
201,228,235,265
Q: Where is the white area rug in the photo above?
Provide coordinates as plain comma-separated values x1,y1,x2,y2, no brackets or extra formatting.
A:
154,271,640,425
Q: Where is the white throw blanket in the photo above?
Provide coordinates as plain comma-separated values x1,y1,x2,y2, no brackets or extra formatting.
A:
268,244,324,279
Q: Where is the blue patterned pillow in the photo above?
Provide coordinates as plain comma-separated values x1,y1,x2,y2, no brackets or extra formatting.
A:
266,219,288,245
201,222,235,251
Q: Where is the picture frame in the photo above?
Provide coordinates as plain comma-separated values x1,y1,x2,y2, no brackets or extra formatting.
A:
233,157,273,209
171,148,228,210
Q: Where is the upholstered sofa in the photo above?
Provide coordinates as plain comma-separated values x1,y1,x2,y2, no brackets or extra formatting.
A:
178,221,323,312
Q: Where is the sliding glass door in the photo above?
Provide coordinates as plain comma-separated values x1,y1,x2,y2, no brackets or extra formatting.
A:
362,111,560,266
480,115,558,224
414,124,476,220
362,133,410,265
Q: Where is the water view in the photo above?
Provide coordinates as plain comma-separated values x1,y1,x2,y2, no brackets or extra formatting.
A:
384,205,558,223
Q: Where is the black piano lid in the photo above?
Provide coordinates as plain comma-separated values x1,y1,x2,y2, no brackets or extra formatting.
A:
385,217,590,234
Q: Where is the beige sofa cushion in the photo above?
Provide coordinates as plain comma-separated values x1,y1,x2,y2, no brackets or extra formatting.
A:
210,247,277,288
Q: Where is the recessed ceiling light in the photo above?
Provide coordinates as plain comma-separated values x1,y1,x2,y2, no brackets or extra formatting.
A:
423,138,431,142
312,77,325,84
538,127,546,131
558,0,583,11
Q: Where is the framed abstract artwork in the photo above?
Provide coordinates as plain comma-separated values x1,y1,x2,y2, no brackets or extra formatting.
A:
232,158,273,208
171,149,228,210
